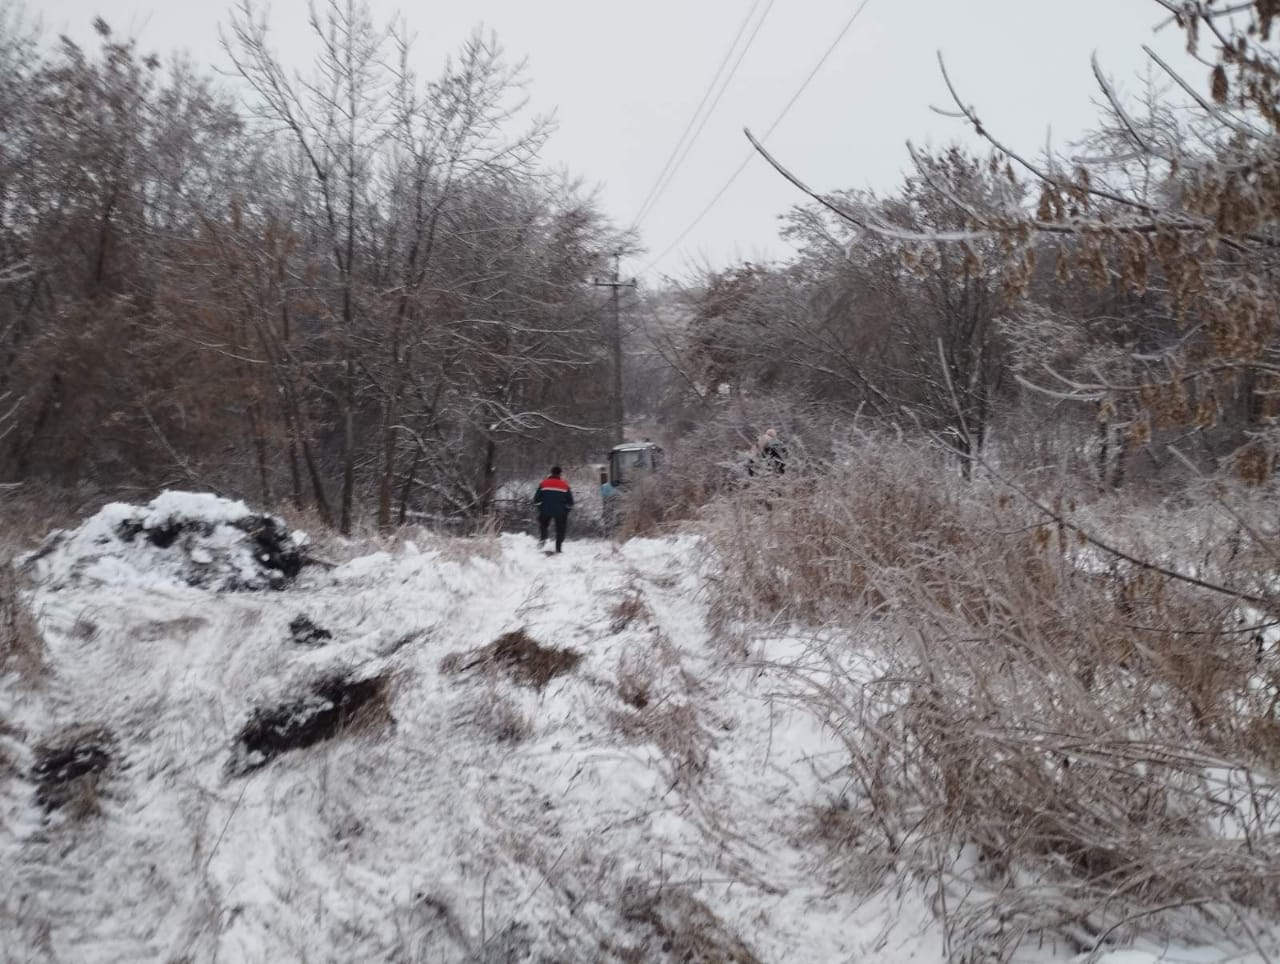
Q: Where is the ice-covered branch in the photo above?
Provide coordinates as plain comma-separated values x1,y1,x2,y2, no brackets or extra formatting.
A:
743,128,991,244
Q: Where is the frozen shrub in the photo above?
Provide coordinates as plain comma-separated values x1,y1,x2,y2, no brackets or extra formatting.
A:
701,437,970,627
705,434,1280,956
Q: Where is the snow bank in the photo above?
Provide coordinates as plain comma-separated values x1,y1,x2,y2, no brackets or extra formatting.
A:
19,490,310,592
4,502,1276,962
4,520,931,962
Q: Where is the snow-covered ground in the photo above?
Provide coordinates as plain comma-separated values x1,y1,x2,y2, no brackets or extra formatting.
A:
0,493,1274,962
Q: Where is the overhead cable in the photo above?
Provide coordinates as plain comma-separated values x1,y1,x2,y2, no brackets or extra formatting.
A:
641,0,876,275
632,0,776,229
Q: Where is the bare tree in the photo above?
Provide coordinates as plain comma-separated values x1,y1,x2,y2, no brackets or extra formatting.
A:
226,0,396,533
365,29,553,529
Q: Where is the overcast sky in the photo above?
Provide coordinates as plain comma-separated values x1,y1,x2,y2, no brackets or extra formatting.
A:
37,0,1200,284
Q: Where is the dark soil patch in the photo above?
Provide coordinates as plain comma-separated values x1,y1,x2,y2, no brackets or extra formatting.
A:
32,727,115,815
236,516,305,582
231,673,393,775
472,630,581,689
115,511,307,590
289,615,333,646
117,517,209,548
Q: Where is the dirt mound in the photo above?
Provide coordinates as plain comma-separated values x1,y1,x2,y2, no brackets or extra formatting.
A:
229,673,393,775
21,491,310,592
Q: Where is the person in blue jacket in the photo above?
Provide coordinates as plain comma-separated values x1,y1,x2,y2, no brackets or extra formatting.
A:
533,466,574,552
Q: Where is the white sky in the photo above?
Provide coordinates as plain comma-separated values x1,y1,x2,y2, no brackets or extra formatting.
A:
36,0,1200,285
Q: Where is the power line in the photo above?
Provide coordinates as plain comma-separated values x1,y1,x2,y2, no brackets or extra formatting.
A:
632,0,776,230
640,0,876,276
630,0,766,229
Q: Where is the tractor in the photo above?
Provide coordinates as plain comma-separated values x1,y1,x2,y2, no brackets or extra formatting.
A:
606,441,662,486
598,441,662,533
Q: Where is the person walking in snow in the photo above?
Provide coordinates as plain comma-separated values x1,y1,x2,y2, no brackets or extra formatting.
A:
533,465,574,552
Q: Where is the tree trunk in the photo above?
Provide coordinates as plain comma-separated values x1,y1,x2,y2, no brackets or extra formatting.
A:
248,403,272,504
397,446,421,527
376,347,408,532
340,356,356,535
301,431,334,527
287,433,303,509
11,372,62,479
478,435,498,517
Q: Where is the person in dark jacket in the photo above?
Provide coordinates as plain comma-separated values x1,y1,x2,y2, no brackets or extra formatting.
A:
746,428,786,476
533,466,574,552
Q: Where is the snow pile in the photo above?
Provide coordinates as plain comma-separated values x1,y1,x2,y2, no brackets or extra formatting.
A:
19,491,309,592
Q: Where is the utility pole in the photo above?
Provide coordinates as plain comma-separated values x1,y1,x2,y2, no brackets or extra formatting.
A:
593,251,636,444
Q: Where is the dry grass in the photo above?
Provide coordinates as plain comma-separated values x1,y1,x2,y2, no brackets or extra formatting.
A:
275,506,504,568
444,629,582,691
0,488,65,681
618,699,709,788
611,403,830,540
33,725,116,819
700,440,972,627
462,684,535,743
615,879,763,963
608,641,711,789
613,474,679,539
702,435,1280,957
0,487,98,564
431,529,503,564
271,502,395,566
615,650,656,710
609,587,651,635
0,565,45,681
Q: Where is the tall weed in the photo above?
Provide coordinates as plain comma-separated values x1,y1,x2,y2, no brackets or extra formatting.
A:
703,436,1280,956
